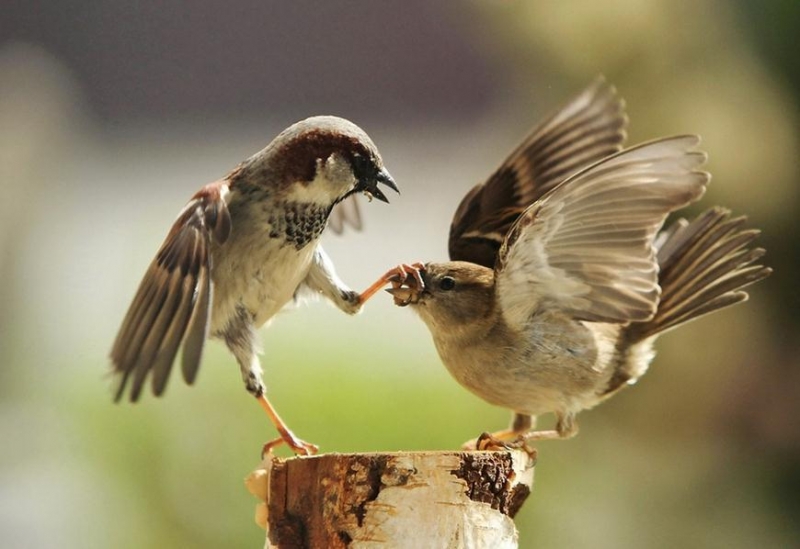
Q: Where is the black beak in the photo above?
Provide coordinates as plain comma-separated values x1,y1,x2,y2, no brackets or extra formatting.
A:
362,168,399,203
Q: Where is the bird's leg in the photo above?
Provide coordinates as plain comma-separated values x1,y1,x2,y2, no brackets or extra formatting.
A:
227,323,319,456
462,412,577,457
358,262,425,304
302,249,424,313
257,391,319,457
463,413,537,454
520,412,579,441
304,247,363,315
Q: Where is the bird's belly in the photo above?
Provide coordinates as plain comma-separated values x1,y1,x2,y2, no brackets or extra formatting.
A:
437,346,580,416
210,240,316,332
433,319,609,417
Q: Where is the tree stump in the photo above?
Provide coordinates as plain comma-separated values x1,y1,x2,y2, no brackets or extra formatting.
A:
246,450,535,548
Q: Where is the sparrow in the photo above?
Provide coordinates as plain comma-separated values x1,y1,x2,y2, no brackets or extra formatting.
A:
383,79,771,448
110,115,399,455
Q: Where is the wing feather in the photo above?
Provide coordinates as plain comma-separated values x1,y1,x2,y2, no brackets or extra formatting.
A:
449,76,628,267
328,195,363,234
110,183,230,401
496,136,709,329
181,261,211,385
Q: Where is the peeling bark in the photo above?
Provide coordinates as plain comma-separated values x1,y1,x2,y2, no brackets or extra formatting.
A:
248,451,534,548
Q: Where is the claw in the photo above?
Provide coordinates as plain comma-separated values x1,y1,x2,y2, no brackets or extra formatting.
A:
405,263,425,289
261,433,319,458
384,263,426,306
261,437,283,458
358,262,426,305
475,432,510,451
386,263,426,286
385,286,414,306
464,430,539,462
257,393,319,457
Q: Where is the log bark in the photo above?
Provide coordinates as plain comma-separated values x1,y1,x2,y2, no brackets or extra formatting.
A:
246,450,535,549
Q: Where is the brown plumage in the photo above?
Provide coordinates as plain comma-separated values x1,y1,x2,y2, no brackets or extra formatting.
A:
601,207,772,398
111,182,230,401
110,116,398,455
449,76,628,268
384,80,771,448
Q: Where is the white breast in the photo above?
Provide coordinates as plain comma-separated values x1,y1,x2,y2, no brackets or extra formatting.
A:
209,228,316,333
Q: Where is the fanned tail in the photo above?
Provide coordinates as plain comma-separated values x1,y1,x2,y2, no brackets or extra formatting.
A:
602,207,771,397
628,207,771,342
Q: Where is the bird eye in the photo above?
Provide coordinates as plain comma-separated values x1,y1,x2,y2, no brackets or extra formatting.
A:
439,276,456,291
351,152,368,172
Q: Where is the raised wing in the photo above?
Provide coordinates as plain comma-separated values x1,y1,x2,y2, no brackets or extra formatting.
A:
110,182,232,401
328,195,363,234
495,136,709,330
449,76,628,268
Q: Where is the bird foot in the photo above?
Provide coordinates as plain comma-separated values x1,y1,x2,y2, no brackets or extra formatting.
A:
464,431,538,462
384,263,426,306
256,393,319,457
261,431,319,458
358,262,426,305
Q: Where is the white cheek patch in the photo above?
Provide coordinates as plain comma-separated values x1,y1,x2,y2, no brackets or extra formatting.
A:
321,154,358,197
285,155,357,205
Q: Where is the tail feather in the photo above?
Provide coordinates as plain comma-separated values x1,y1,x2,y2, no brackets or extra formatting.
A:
627,207,772,342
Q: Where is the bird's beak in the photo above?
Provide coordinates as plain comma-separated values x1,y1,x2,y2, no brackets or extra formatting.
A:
385,268,426,306
386,286,419,306
361,168,399,203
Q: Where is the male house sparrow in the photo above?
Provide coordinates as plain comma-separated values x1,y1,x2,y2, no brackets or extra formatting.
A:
385,80,771,447
110,116,398,455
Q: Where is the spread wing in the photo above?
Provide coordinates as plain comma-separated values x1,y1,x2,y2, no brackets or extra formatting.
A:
448,76,628,268
110,183,232,402
495,136,710,330
328,195,363,234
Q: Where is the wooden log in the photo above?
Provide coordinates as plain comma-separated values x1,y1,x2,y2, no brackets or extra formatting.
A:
246,450,535,548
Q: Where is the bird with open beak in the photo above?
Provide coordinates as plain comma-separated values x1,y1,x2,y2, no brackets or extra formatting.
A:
110,116,398,455
381,79,771,450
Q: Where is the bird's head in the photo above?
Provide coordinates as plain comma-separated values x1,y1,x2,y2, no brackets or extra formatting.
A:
387,261,496,332
242,115,398,207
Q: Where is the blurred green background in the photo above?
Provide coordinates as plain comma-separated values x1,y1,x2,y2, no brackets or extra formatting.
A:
1,1,798,547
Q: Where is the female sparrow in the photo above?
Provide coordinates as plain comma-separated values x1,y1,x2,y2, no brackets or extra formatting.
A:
383,81,770,448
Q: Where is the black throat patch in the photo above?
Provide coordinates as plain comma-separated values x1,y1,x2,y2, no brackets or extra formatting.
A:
267,201,331,249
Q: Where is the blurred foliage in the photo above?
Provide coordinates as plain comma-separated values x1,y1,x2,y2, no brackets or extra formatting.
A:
737,0,800,96
1,1,798,547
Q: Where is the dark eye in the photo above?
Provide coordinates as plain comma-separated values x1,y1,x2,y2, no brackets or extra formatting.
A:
439,276,456,291
350,152,371,176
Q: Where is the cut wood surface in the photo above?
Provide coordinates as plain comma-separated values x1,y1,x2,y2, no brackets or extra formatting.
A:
246,450,535,549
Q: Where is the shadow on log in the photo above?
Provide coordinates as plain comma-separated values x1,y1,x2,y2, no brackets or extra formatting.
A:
246,450,535,548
